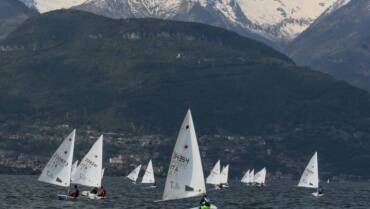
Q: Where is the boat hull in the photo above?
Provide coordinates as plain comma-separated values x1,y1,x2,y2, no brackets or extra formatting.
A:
57,194,76,201
312,192,324,197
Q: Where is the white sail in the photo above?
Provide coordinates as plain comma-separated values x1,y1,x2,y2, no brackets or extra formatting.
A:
38,129,76,187
101,168,105,180
254,168,266,184
298,152,319,189
206,160,221,185
142,160,155,184
162,110,206,201
241,169,250,183
71,160,79,179
249,169,255,183
127,165,142,182
220,164,229,185
71,135,103,188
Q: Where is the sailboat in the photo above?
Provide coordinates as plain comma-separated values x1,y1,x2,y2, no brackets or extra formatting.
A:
159,110,217,209
298,152,322,197
241,169,250,184
38,129,76,200
220,164,229,188
206,160,221,189
127,164,142,184
71,135,104,199
253,168,267,186
141,159,156,188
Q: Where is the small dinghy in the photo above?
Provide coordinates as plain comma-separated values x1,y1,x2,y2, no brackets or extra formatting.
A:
38,130,76,200
141,159,157,188
127,164,142,184
71,135,105,200
206,160,221,189
254,168,267,187
298,152,323,197
157,110,217,209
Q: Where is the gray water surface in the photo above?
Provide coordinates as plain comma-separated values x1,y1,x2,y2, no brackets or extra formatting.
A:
1,175,369,209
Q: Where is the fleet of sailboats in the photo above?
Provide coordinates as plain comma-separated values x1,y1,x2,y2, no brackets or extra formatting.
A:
38,110,325,203
241,167,267,186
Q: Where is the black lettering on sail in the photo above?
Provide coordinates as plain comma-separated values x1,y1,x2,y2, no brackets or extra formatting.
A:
56,177,63,183
185,185,194,192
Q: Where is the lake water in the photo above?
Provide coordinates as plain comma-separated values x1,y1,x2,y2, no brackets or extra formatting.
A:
1,175,369,209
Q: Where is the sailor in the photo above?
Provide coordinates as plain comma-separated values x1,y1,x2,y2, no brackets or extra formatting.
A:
97,185,107,198
68,185,79,198
317,186,324,195
199,193,211,209
90,187,98,194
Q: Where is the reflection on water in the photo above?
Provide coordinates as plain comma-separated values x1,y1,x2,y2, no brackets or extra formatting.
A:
1,175,369,209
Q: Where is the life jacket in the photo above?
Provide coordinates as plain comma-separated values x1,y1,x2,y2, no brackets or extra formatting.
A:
200,205,210,209
98,188,106,197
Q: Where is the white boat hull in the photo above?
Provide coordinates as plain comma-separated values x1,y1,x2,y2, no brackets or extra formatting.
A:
312,192,324,197
81,191,104,200
57,194,76,201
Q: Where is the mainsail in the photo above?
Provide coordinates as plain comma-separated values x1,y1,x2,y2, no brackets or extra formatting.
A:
254,168,267,184
206,160,221,185
162,110,206,201
298,152,319,188
249,169,255,183
127,165,142,182
220,165,229,185
241,169,250,183
142,160,155,184
71,160,79,179
38,129,76,187
71,135,103,188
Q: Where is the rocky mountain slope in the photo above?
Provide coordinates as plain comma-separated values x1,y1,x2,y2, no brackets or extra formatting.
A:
288,0,370,91
0,0,37,40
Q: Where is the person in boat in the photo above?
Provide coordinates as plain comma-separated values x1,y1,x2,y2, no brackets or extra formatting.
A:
153,182,157,188
97,186,107,198
317,186,324,195
69,185,79,198
90,187,98,194
199,193,211,209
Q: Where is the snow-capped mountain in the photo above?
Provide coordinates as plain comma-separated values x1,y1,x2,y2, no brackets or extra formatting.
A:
18,0,86,13
237,0,351,41
18,0,351,45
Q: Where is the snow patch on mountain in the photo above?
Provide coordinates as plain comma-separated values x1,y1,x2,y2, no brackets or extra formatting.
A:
18,0,352,44
19,0,87,13
126,0,183,18
237,0,351,41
